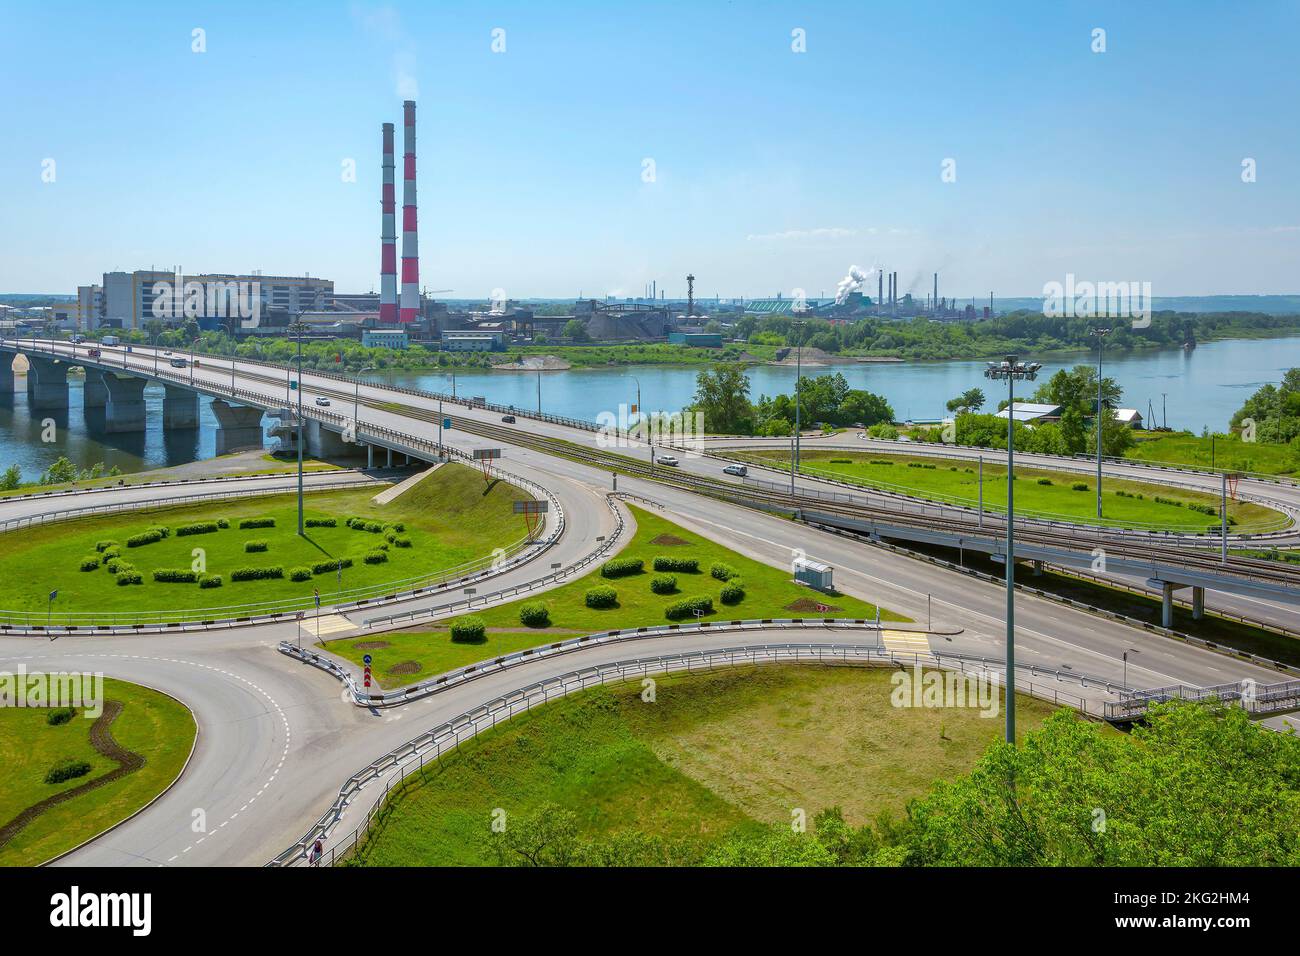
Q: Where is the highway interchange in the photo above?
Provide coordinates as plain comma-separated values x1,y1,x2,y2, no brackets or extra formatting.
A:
1,338,1298,866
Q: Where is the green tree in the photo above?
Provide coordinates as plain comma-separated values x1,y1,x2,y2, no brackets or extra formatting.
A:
946,387,986,414
691,365,753,434
562,319,590,342
0,464,22,491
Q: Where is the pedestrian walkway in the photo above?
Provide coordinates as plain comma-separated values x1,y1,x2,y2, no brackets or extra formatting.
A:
880,629,931,655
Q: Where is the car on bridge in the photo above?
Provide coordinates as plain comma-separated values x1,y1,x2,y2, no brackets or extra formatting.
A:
656,455,680,467
170,357,187,368
315,397,331,407
501,414,516,423
722,464,748,477
86,348,101,359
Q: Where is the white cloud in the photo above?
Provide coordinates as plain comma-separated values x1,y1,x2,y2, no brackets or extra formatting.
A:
745,227,857,242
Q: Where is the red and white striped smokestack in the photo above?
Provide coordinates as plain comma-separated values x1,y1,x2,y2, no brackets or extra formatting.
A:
379,122,398,324
399,100,419,324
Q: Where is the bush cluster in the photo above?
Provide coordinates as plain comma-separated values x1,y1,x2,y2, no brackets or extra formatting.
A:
1115,489,1144,500
230,566,284,581
363,550,388,565
720,580,746,605
199,574,223,589
312,557,352,574
126,527,168,547
653,556,698,573
665,595,714,620
217,518,230,529
305,517,337,528
1188,502,1218,517
519,602,550,627
1036,478,1053,486
152,568,198,583
95,540,117,552
1071,482,1089,491
47,707,75,726
601,557,644,578
650,574,677,595
710,562,739,581
244,540,269,553
115,571,143,586
105,557,133,574
79,556,100,572
585,585,618,609
176,522,220,537
239,517,275,529
44,759,93,784
392,537,413,548
289,566,313,582
450,615,487,643
1154,496,1183,508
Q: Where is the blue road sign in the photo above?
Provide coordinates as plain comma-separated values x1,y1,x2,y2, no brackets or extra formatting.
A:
363,654,372,665
442,417,452,429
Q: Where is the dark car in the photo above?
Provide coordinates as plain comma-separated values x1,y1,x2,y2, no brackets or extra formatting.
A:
501,415,516,423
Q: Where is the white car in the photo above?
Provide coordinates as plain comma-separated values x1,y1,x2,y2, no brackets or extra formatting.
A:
656,455,679,467
722,464,748,477
314,396,331,407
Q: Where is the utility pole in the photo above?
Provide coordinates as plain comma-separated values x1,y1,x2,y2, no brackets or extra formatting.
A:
1090,327,1112,518
289,320,308,537
792,319,806,480
985,355,1041,745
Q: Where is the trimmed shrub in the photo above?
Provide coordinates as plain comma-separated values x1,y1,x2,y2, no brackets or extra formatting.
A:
154,526,171,538
79,556,101,572
305,517,337,528
720,580,746,605
585,586,618,609
100,545,121,560
95,540,117,553
601,557,644,579
153,568,198,583
44,759,92,784
384,531,398,543
1154,496,1184,508
176,522,219,537
244,540,269,553
126,529,165,548
312,557,353,575
665,595,714,621
1189,503,1218,517
392,537,413,548
519,602,550,627
199,574,223,589
289,566,313,582
384,522,406,533
105,558,134,575
47,707,76,726
650,574,677,595
239,517,276,529
116,571,143,586
363,550,388,565
653,556,699,573
450,615,487,643
710,562,739,581
217,518,230,529
829,458,852,464
230,566,284,581
1036,478,1053,486
1071,482,1089,491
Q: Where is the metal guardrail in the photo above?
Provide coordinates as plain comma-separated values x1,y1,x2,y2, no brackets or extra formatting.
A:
1105,677,1300,721
269,637,1120,867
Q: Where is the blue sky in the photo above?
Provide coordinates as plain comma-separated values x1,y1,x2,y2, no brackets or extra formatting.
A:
2,0,1298,298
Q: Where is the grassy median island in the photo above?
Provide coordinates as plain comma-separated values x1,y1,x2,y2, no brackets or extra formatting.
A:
325,504,907,688
343,664,1061,866
0,463,526,620
731,449,1284,532
1126,431,1299,477
0,677,196,866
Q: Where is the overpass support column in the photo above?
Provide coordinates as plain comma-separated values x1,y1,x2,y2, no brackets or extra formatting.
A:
101,372,147,433
1032,559,1044,576
1160,581,1174,629
366,444,374,468
82,369,108,408
0,353,16,399
1191,586,1205,621
386,447,393,468
210,399,265,454
26,356,69,410
163,385,199,429
306,420,350,459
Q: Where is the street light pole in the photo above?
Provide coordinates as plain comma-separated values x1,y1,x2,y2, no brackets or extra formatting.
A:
1089,327,1112,518
793,321,806,476
289,321,307,537
985,354,1041,745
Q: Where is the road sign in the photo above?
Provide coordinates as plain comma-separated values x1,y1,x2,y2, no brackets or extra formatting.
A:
442,417,452,429
472,448,502,460
313,588,321,608
363,654,372,665
512,500,549,514
290,381,298,390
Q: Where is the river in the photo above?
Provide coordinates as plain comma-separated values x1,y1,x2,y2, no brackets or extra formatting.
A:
2,336,1297,482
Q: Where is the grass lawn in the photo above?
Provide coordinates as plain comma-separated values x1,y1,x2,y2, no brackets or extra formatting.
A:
326,504,908,687
0,677,196,866
732,449,1283,532
0,463,527,621
344,664,1065,866
1125,432,1299,477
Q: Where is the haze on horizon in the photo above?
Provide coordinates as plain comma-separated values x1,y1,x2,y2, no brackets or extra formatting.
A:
2,0,1297,300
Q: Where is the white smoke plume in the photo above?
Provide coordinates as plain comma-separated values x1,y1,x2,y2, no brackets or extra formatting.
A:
835,265,871,305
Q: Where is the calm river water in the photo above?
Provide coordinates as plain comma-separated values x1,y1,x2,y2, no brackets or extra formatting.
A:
3,336,1296,481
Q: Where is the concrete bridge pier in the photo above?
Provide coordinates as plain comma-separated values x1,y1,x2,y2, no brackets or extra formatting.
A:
0,353,14,398
307,420,350,459
82,369,108,408
1147,577,1207,629
26,356,69,410
367,444,374,468
211,399,265,454
1191,585,1205,621
163,385,199,429
102,372,148,433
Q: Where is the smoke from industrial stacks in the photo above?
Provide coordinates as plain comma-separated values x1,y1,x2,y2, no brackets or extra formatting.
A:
834,265,872,305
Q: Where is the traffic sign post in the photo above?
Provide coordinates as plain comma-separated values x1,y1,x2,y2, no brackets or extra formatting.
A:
363,653,372,690
513,499,549,538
